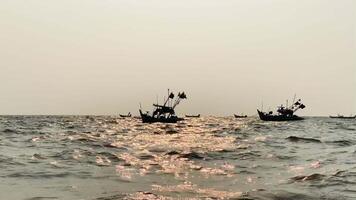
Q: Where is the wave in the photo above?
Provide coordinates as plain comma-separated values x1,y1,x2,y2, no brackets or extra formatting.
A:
326,140,354,147
245,190,341,200
2,128,17,133
290,173,326,182
6,171,72,179
175,151,205,160
286,136,322,143
25,197,59,200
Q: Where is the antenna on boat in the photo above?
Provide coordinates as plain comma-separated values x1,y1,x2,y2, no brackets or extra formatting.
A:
139,102,142,109
286,99,288,108
168,89,170,107
261,100,264,111
163,89,170,107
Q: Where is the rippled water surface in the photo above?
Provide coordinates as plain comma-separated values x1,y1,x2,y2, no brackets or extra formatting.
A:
1,116,355,200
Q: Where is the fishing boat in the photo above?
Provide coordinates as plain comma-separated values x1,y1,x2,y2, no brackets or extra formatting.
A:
234,114,247,118
139,90,187,123
185,114,200,118
119,112,132,118
329,115,356,119
257,98,306,121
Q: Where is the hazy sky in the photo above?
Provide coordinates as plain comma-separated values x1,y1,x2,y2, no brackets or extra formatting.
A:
0,0,355,116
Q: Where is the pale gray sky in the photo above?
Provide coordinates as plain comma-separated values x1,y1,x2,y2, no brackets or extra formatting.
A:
0,0,355,116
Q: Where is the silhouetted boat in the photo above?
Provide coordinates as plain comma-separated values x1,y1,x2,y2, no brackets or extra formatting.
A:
257,98,306,121
329,115,356,119
119,112,132,118
234,114,247,118
185,114,200,118
139,90,187,123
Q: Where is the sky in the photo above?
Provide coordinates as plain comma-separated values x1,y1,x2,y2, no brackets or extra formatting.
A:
0,0,355,116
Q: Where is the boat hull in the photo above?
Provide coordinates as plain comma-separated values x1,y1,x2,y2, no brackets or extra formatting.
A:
329,116,356,119
257,110,304,121
139,110,184,123
185,114,200,118
234,114,247,118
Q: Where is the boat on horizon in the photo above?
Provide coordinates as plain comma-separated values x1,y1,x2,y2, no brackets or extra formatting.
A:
185,114,200,118
257,97,306,121
119,112,132,118
139,90,187,123
329,115,356,119
234,114,247,118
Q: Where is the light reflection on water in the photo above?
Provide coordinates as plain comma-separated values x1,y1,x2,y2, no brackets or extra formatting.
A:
0,116,355,200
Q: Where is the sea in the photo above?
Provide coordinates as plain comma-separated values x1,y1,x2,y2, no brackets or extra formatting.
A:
1,116,355,200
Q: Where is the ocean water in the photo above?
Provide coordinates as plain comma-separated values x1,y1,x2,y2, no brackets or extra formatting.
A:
0,116,355,200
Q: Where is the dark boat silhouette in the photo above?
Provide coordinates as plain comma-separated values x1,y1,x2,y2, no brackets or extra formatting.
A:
234,114,247,118
119,112,132,118
139,90,187,123
185,114,200,118
257,98,306,121
329,115,356,119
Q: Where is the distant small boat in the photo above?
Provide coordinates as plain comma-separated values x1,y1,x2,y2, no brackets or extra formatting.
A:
257,97,306,121
329,115,356,119
185,114,200,118
234,114,247,118
119,112,132,118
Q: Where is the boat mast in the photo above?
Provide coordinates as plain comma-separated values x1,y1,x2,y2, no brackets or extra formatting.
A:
286,99,289,109
163,89,170,107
